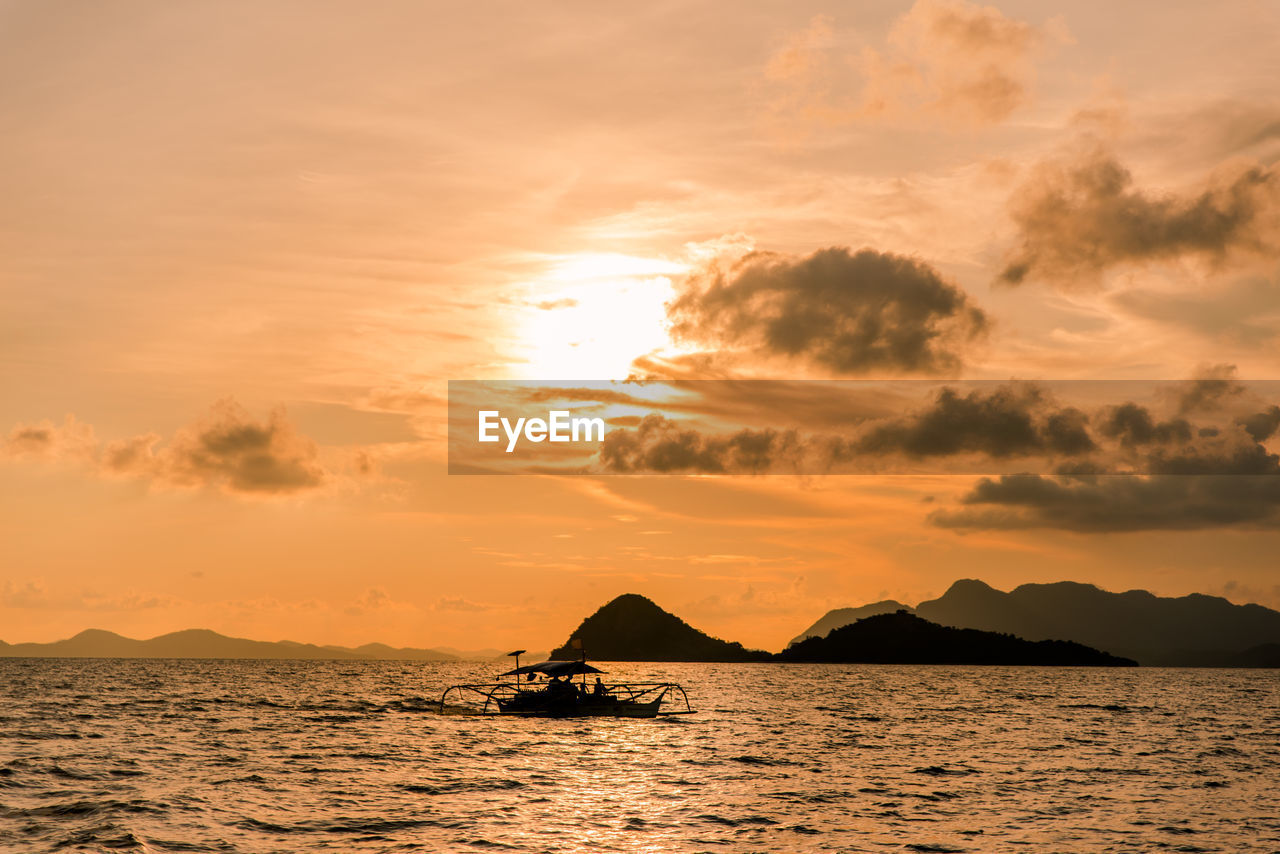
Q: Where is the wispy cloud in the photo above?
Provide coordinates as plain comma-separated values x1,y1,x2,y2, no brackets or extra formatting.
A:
1000,143,1280,286
5,400,336,497
765,1,1071,130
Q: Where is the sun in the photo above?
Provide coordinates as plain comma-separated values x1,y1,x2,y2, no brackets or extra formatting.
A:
511,253,691,379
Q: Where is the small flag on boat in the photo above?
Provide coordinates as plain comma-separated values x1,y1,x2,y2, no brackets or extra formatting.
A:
571,638,583,650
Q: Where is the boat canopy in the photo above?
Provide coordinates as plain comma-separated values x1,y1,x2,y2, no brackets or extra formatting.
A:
499,660,604,677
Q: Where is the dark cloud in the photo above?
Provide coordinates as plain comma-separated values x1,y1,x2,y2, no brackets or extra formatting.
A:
667,247,987,375
589,380,1276,477
599,415,802,474
593,384,1100,474
1172,364,1247,414
931,473,1280,532
855,384,1095,458
1098,403,1192,448
1145,441,1280,476
1042,407,1096,455
933,412,1280,531
164,401,327,494
1237,405,1280,442
1000,146,1280,285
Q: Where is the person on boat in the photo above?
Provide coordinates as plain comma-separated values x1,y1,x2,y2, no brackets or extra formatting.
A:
592,677,609,698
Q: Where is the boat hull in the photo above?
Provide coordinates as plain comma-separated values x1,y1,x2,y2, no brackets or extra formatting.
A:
494,695,664,718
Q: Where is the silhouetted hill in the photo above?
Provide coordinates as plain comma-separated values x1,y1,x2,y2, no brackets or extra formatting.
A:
0,629,458,660
790,600,912,646
550,594,771,661
914,580,1280,666
778,610,1136,666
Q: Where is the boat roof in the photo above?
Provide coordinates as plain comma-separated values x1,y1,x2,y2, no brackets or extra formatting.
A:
499,659,604,677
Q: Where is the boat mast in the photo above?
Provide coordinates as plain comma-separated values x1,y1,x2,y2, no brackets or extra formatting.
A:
507,649,525,684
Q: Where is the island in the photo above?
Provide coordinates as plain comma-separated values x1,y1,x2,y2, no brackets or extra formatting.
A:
778,610,1137,666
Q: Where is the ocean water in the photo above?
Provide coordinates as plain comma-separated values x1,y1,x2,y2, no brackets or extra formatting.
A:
0,660,1277,853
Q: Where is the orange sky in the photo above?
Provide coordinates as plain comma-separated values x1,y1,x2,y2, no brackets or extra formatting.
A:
3,0,1280,653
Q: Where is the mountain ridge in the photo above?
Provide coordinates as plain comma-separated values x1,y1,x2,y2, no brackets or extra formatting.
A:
0,628,462,661
796,579,1280,666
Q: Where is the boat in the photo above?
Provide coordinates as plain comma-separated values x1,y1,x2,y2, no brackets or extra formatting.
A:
438,650,694,718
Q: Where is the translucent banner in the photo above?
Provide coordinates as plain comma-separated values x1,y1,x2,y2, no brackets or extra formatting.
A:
447,379,1280,476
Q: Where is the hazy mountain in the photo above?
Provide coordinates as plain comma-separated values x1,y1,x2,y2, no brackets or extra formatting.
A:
792,579,1280,666
0,629,458,661
550,593,771,661
778,610,1136,666
790,600,913,646
914,579,1280,666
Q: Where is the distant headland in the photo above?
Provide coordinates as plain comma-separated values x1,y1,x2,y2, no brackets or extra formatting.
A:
779,610,1136,666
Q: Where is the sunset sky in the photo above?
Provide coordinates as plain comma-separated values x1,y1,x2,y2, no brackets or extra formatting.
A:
3,0,1280,652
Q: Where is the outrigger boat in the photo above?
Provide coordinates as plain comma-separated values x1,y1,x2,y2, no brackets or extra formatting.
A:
438,650,694,718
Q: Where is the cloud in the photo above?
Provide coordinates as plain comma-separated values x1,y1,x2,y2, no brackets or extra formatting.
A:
666,247,987,376
1144,440,1280,476
599,415,802,474
1237,405,1280,442
4,400,332,497
594,383,1096,474
854,384,1095,458
0,579,53,609
3,416,97,462
159,400,327,494
1097,403,1192,448
765,1,1069,129
1171,364,1248,414
343,587,412,617
588,375,1277,478
931,473,1280,532
101,433,162,474
870,0,1066,124
1000,145,1280,286
0,579,179,611
924,374,1280,530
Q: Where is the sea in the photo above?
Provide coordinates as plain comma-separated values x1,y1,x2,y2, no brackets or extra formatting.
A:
0,659,1277,853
